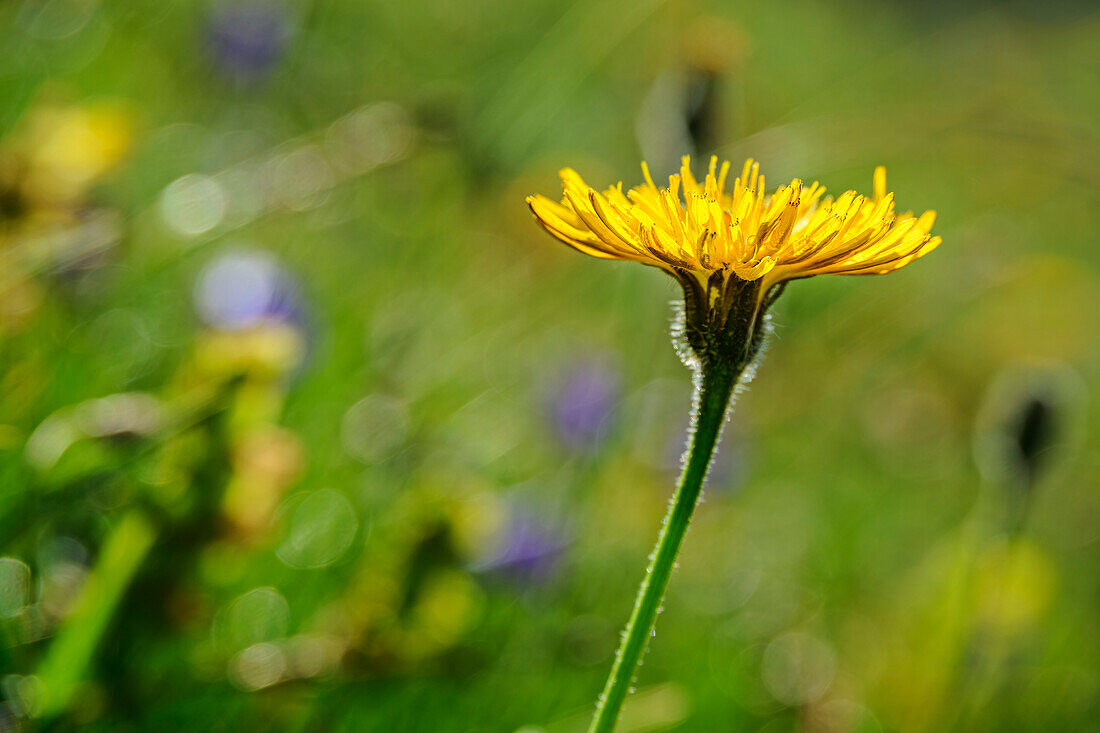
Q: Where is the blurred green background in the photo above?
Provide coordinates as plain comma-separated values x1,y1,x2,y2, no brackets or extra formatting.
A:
1,0,1098,731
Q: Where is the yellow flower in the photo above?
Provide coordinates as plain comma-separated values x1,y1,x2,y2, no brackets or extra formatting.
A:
22,103,135,207
527,158,943,733
526,156,940,295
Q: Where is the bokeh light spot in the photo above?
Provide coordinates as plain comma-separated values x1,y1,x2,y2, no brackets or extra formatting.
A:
159,174,227,237
340,394,409,464
229,642,286,691
762,632,837,706
276,489,358,569
217,587,289,652
0,558,31,618
325,102,413,174
272,146,333,211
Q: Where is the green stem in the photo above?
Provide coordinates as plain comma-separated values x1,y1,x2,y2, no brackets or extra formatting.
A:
588,362,740,733
35,509,157,719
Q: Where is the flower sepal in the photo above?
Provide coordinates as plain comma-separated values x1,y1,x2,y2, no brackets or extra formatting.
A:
671,270,783,377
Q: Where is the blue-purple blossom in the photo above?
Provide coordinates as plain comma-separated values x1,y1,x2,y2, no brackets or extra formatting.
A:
476,509,566,586
194,249,307,332
205,1,292,82
547,358,621,452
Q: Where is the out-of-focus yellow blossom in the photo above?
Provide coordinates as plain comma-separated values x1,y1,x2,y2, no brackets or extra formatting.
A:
528,156,940,298
0,101,135,337
222,427,305,539
973,539,1056,634
409,568,485,650
192,324,306,381
20,102,134,207
681,16,749,73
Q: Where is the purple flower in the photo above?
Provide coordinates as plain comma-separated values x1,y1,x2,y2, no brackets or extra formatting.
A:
547,358,621,452
193,248,307,332
475,509,567,586
205,1,292,82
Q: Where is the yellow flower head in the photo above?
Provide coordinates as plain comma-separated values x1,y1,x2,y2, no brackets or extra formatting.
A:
22,102,135,207
526,155,940,295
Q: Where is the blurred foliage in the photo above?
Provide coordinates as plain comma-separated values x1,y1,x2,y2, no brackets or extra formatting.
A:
1,0,1099,731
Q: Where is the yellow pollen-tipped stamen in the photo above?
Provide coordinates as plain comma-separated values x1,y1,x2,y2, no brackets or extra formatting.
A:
738,159,752,195
873,165,887,203
717,160,731,195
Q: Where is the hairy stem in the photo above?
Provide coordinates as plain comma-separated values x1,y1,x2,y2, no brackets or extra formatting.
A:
588,359,741,733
